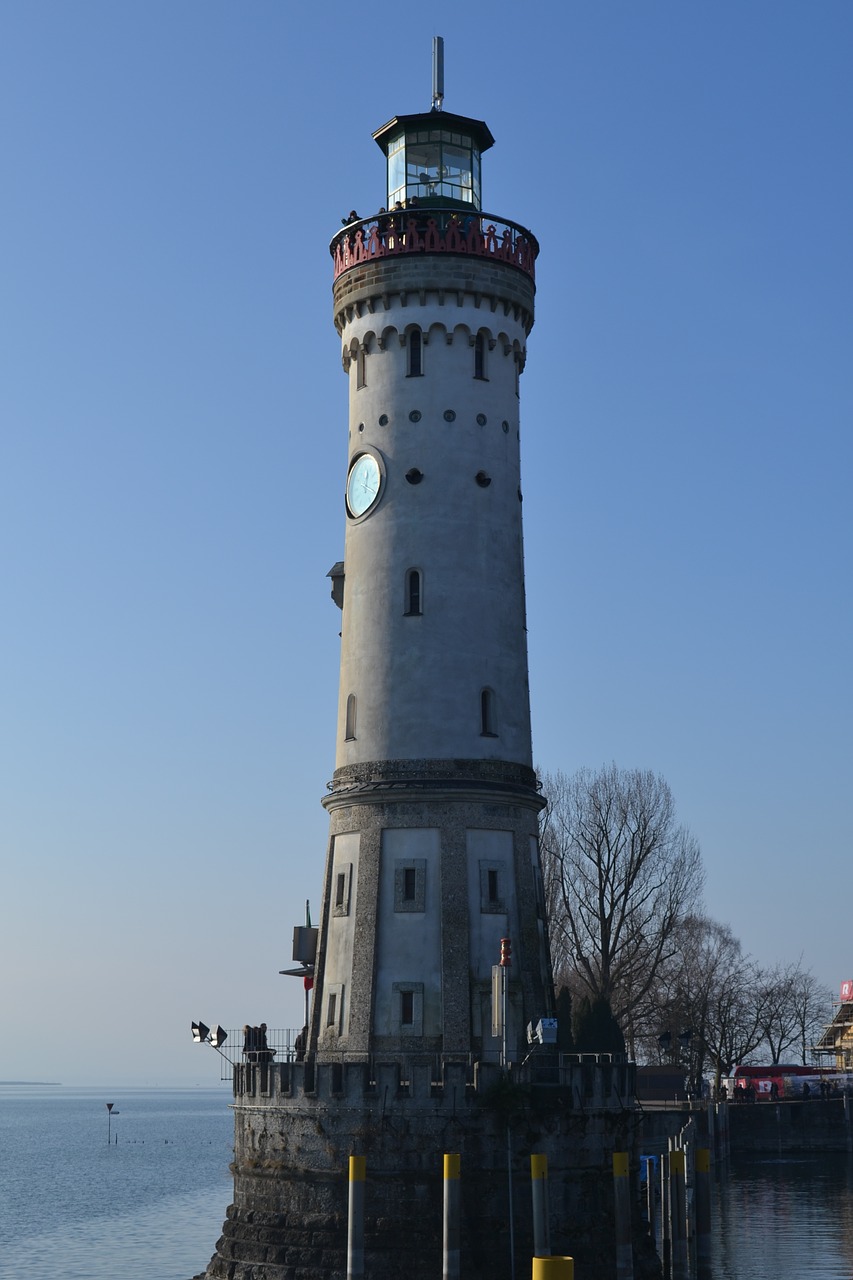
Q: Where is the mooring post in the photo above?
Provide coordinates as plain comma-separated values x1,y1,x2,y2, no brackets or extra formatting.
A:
845,1093,853,1154
507,1125,516,1280
532,1258,574,1278
531,1153,551,1257
347,1155,366,1280
661,1144,671,1280
645,1156,656,1248
669,1148,688,1280
613,1152,634,1279
612,1152,630,1280
694,1147,712,1279
443,1153,461,1280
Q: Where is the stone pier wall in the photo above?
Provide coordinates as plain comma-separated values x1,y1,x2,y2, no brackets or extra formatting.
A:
728,1097,853,1154
195,1057,661,1280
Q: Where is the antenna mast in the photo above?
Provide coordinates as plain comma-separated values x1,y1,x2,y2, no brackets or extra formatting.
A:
431,36,444,112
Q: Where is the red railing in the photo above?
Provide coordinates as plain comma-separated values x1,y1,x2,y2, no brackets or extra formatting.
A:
330,208,539,283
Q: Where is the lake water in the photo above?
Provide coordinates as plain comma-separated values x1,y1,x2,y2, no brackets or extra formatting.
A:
3,1086,853,1279
711,1152,853,1279
0,1085,233,1280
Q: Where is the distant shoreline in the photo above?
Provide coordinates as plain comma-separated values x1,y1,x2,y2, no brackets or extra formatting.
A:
0,1081,62,1086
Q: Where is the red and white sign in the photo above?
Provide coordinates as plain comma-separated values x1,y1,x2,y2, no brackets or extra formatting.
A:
840,980,853,1002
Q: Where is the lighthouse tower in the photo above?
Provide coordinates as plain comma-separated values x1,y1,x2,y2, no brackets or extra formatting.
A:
314,71,552,1068
200,54,638,1280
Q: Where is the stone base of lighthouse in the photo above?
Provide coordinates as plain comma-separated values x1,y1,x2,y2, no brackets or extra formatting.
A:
195,1057,662,1280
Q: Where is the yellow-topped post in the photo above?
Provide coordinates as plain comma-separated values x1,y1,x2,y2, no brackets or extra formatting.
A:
347,1155,366,1279
531,1153,551,1257
532,1259,574,1279
613,1152,633,1279
695,1147,711,1278
443,1154,461,1279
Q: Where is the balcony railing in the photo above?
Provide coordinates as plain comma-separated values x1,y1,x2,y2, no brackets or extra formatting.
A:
330,208,539,284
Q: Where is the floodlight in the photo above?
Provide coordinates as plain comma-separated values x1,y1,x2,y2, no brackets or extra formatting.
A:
210,1025,228,1049
192,1021,210,1043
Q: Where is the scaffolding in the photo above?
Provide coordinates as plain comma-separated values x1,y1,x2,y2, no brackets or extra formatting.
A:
813,997,853,1069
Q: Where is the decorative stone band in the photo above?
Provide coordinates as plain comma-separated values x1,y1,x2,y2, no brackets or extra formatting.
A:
330,209,539,285
332,247,536,338
233,1055,636,1111
322,757,545,812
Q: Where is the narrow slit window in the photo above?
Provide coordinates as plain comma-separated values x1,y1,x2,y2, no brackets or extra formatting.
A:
327,993,337,1027
400,990,414,1026
474,332,486,380
335,872,346,909
480,688,497,737
405,569,422,616
488,868,499,902
345,694,357,741
394,860,425,912
356,347,366,389
407,328,423,377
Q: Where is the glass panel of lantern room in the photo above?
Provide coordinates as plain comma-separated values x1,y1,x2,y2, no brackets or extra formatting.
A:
387,136,406,207
406,139,441,200
440,143,473,203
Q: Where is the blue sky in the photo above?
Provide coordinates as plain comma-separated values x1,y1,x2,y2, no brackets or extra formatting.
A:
1,3,850,1085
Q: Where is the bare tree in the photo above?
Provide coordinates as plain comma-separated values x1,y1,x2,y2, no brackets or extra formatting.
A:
788,965,833,1065
539,765,704,1055
755,963,803,1063
657,914,767,1088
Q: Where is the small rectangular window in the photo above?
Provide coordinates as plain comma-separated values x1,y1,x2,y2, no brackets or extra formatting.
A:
481,688,497,737
474,333,487,381
327,993,337,1027
405,569,422,616
356,348,366,389
394,860,426,912
407,330,423,378
393,982,423,1034
333,863,352,917
479,861,506,914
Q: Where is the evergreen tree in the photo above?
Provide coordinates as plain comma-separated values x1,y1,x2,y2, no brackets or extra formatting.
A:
573,995,626,1054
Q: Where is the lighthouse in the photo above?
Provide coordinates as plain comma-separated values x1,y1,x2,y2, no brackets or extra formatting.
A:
314,58,552,1070
198,49,638,1280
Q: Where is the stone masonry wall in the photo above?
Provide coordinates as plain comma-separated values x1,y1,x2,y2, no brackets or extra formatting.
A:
195,1059,660,1280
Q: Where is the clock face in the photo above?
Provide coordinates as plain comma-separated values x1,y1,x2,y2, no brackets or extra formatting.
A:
346,452,382,518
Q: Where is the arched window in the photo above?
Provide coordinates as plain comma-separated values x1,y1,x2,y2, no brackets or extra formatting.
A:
474,332,487,380
407,328,423,377
345,693,357,741
404,568,422,616
480,688,497,737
